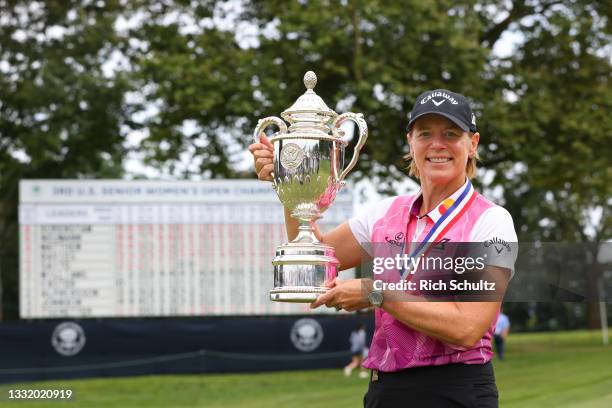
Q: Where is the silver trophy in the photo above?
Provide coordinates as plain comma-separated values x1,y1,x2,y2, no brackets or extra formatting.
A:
253,71,368,302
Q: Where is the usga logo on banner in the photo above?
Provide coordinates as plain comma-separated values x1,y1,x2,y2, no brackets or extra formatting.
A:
51,322,86,356
290,318,323,352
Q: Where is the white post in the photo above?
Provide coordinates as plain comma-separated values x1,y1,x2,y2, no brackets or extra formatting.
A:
600,302,608,346
599,276,608,346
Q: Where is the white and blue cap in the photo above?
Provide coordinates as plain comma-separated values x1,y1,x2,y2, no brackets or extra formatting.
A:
407,89,477,133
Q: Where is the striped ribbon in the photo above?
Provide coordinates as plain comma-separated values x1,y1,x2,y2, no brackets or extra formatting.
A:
399,179,476,279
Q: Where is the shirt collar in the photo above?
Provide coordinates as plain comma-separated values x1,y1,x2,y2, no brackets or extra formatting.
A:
409,178,470,223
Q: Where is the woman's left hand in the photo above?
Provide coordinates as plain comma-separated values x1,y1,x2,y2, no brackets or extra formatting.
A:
310,278,371,312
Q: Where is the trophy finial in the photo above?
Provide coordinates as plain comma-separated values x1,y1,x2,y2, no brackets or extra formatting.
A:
282,70,335,125
303,71,317,90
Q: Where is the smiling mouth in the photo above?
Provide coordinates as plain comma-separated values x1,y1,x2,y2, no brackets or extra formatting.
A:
426,157,452,163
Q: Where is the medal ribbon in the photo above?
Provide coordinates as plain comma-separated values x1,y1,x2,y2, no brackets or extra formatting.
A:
399,179,476,279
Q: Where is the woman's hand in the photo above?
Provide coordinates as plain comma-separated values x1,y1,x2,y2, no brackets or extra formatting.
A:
310,278,371,312
247,133,274,181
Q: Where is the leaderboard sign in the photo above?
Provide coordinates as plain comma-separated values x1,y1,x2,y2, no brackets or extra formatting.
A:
19,180,353,318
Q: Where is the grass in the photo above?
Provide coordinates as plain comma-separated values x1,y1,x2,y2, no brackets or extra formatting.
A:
0,330,610,407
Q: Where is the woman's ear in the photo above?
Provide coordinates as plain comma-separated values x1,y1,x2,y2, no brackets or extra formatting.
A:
469,132,480,157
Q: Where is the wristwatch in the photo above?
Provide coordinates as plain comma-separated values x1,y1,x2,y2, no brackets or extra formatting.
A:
368,290,384,308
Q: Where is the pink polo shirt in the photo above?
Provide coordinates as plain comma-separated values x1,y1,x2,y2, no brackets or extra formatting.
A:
348,179,518,371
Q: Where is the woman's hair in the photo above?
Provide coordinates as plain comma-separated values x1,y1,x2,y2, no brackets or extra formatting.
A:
404,131,480,179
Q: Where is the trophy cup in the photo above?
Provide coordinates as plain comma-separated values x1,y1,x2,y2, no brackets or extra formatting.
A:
253,71,368,302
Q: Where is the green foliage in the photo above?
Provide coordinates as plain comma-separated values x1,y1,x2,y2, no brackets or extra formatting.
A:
131,0,608,244
241,0,490,179
0,0,610,319
125,0,256,178
486,3,612,242
0,0,129,317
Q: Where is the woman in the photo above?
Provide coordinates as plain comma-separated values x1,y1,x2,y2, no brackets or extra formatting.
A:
345,323,368,378
249,89,517,407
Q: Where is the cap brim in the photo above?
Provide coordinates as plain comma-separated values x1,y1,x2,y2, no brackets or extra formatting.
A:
407,111,470,132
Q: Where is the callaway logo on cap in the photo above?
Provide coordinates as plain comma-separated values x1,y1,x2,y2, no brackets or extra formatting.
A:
407,89,477,133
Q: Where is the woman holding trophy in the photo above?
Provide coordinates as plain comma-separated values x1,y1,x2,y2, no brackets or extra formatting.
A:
249,81,516,407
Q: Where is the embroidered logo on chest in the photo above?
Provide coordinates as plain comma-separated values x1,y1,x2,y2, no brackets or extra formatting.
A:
384,232,404,247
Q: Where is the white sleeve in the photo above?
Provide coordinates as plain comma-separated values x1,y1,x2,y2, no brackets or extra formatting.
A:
469,206,519,275
348,196,397,257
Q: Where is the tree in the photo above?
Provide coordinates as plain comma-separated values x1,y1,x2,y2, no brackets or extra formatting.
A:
0,1,609,325
0,0,129,318
129,0,610,242
125,0,257,178
128,0,611,328
481,1,612,327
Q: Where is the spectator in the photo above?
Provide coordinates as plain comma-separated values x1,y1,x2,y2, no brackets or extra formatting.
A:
494,310,511,360
344,323,368,378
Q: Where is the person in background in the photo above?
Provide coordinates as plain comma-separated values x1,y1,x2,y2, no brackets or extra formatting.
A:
345,323,368,378
494,309,510,360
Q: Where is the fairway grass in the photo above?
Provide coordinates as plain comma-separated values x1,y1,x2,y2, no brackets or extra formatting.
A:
1,330,609,407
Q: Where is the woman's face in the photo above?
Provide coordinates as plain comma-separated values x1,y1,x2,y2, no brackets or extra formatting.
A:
408,114,479,185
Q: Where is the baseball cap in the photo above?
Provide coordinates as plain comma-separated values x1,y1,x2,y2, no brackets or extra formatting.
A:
407,89,477,133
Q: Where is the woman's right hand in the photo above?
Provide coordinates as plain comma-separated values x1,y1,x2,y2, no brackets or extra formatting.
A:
247,133,274,181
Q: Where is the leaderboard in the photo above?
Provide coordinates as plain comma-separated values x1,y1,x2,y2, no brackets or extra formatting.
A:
19,180,354,318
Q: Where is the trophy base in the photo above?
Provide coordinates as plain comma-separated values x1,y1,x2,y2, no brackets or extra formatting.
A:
269,287,327,303
270,242,339,303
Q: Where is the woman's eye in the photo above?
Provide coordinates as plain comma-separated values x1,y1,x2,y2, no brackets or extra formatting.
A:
444,131,460,138
419,131,430,138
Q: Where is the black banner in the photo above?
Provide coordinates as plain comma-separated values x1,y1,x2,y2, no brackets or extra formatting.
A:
0,315,373,384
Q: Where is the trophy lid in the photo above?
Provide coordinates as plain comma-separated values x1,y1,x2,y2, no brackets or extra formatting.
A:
281,71,337,124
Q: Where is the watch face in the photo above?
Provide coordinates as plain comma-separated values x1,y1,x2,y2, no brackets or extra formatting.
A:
369,291,383,307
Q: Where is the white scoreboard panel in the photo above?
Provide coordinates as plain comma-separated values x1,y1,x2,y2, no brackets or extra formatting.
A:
19,180,354,318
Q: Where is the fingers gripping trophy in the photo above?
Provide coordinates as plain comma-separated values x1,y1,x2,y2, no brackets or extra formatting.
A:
253,71,368,303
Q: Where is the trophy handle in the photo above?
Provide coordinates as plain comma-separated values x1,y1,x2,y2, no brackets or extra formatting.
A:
253,116,288,143
332,112,368,183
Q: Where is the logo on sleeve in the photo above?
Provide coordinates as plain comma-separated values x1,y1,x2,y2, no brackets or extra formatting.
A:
484,237,511,254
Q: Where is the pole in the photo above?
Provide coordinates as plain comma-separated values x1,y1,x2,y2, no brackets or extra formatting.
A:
599,277,608,346
600,302,608,346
